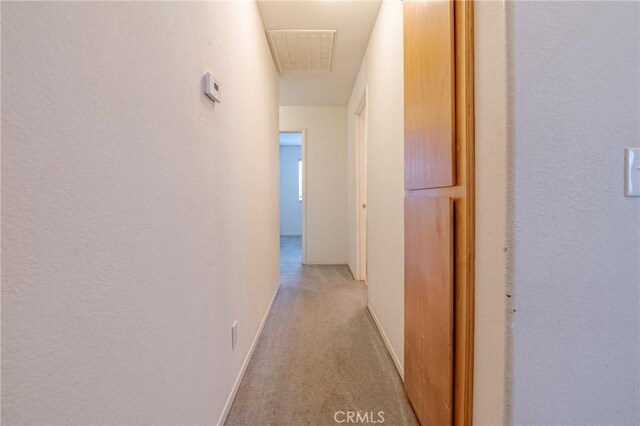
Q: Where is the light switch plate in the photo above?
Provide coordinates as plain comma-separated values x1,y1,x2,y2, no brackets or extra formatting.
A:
625,148,640,197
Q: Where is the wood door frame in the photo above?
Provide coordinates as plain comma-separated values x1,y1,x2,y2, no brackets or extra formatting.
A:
279,129,307,264
403,1,475,424
354,86,368,282
452,2,475,423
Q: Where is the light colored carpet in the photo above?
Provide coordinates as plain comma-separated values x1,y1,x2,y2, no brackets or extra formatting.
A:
225,236,418,426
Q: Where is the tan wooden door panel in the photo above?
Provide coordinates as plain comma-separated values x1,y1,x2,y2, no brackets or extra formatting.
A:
405,195,454,425
404,0,455,190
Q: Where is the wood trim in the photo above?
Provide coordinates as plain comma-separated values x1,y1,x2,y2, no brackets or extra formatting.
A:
453,1,475,425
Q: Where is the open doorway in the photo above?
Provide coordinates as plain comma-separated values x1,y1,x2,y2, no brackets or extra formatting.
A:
355,88,368,283
279,130,306,264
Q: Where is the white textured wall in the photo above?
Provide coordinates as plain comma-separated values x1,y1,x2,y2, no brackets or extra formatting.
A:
510,1,640,424
347,0,405,374
473,1,510,424
1,2,280,424
280,106,348,264
279,145,302,236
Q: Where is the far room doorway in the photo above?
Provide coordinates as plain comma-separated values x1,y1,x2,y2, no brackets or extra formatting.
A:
279,130,305,264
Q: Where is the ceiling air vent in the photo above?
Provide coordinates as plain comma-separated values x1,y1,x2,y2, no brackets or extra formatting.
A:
266,30,336,72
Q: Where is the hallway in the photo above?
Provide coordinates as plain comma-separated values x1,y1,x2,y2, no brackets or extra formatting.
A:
3,1,640,424
226,237,418,425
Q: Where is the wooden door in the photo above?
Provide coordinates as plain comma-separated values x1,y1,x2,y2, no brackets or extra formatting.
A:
404,0,475,425
404,0,455,190
405,196,454,425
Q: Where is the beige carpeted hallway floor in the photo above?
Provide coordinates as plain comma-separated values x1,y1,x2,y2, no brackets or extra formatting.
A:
225,236,418,426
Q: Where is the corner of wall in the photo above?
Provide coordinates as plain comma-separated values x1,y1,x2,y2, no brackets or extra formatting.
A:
473,1,511,424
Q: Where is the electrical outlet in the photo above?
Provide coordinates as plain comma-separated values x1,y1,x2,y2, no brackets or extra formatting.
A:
231,321,238,349
204,73,222,103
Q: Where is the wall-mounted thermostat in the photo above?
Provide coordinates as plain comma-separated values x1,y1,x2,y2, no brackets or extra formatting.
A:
204,73,221,103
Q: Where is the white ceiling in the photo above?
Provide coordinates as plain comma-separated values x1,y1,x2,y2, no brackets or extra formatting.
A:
257,0,382,106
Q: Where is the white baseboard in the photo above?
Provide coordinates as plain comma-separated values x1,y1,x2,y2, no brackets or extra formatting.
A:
367,302,404,380
216,285,280,426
